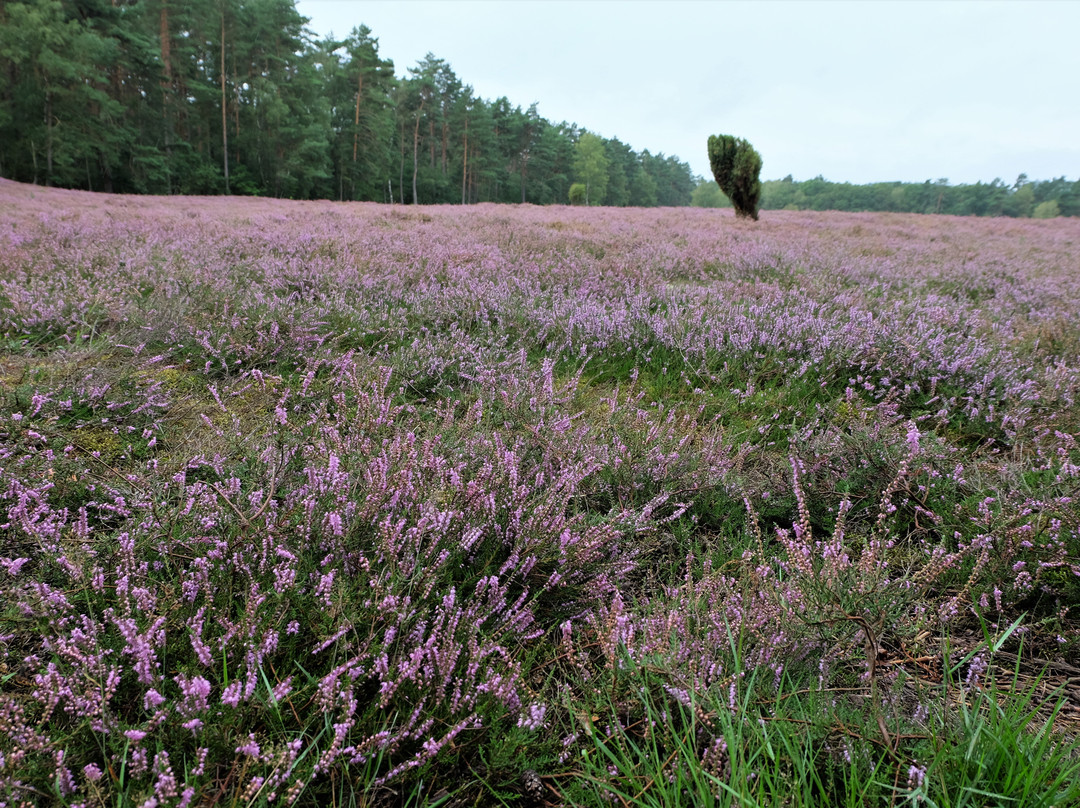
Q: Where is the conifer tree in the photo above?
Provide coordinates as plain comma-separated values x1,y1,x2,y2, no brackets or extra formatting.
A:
707,134,762,220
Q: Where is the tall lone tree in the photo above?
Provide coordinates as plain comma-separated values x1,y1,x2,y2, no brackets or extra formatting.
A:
707,134,762,220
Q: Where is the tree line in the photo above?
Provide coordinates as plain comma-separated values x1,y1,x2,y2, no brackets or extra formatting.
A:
0,0,696,206
693,174,1078,218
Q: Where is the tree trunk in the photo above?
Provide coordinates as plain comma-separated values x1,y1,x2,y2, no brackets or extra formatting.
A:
412,118,420,204
45,92,53,185
233,65,239,141
160,0,172,83
221,7,229,194
470,144,476,203
99,151,113,193
461,119,468,204
159,0,173,191
441,121,448,175
411,97,425,205
352,72,363,162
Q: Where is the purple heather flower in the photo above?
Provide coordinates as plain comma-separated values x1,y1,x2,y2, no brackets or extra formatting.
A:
221,681,244,708
1,557,29,576
236,734,261,757
516,702,547,731
907,763,927,789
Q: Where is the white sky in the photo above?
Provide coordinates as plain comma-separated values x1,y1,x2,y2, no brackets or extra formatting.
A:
296,0,1079,185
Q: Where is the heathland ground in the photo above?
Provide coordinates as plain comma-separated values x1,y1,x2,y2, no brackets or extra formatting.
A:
2,179,1079,805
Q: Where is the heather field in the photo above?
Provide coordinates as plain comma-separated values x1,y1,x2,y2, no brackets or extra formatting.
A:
3,178,1080,806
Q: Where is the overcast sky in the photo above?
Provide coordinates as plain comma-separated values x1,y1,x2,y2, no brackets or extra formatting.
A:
296,0,1078,185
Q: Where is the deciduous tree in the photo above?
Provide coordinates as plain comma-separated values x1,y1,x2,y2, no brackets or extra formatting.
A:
573,131,608,206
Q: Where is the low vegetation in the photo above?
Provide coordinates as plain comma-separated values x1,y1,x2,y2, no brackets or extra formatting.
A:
2,180,1079,806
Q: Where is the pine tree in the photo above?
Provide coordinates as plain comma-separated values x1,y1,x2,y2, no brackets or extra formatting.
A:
707,134,762,220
